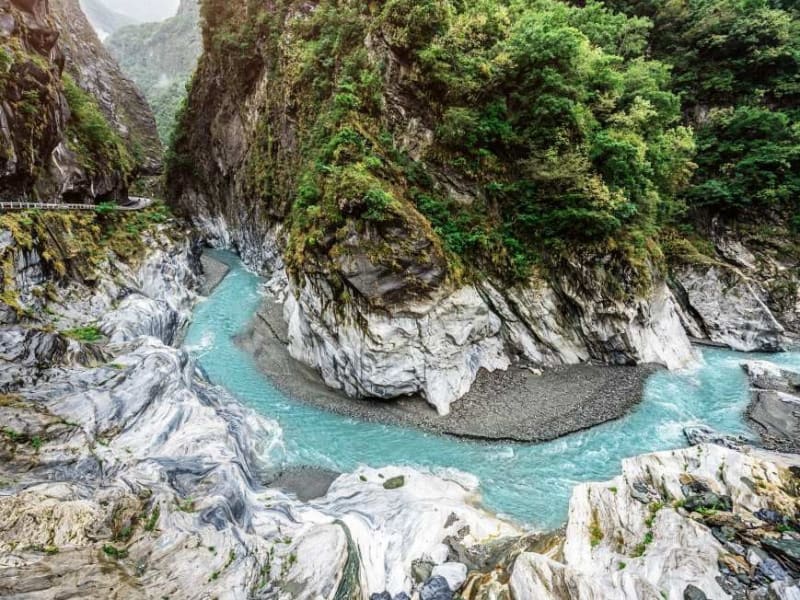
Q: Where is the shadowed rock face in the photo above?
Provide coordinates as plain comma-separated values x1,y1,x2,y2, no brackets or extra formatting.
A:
0,0,160,202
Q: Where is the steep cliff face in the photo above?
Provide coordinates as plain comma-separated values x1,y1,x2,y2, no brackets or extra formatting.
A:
0,0,160,203
105,0,201,143
168,0,696,414
668,215,799,352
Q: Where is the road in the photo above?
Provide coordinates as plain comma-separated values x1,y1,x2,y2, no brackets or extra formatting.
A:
0,197,154,212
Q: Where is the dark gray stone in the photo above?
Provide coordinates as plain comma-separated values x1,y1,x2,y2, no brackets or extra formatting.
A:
684,492,733,513
763,539,800,567
757,557,789,582
684,584,709,600
420,576,453,600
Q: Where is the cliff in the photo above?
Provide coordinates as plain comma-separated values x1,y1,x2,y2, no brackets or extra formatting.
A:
0,0,160,203
167,0,696,414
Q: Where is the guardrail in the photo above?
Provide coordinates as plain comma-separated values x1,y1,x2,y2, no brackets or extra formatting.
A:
0,197,153,212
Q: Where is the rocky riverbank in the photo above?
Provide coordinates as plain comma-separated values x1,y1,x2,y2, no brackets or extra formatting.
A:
4,229,800,599
237,289,661,442
0,229,528,599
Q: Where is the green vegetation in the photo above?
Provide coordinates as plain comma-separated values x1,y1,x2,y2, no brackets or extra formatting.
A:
383,475,406,490
589,508,604,548
102,544,129,559
169,0,799,294
62,74,135,180
144,505,161,532
632,531,655,557
63,326,103,343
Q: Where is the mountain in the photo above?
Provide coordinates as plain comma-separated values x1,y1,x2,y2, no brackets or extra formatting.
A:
0,0,161,202
78,0,137,40
105,0,201,143
167,0,798,415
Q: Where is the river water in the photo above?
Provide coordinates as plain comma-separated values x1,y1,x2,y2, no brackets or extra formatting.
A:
183,251,800,530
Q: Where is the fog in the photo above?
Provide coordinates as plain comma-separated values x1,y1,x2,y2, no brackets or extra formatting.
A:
100,0,180,23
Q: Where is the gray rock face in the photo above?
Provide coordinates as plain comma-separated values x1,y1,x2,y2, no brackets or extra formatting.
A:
673,263,786,352
670,220,800,353
742,361,800,452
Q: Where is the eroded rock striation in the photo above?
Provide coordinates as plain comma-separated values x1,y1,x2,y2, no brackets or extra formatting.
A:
670,219,799,353
0,217,525,598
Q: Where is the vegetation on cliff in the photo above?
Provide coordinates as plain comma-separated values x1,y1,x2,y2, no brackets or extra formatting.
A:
61,74,136,181
168,0,798,299
0,203,173,316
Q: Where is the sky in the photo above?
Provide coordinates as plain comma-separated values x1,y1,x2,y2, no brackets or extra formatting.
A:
101,0,180,23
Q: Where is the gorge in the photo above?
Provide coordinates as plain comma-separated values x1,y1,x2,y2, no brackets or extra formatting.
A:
1,0,800,599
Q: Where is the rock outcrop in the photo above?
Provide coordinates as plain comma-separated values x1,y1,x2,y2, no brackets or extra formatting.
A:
203,221,692,415
670,218,799,352
472,443,800,600
0,0,160,203
743,361,800,453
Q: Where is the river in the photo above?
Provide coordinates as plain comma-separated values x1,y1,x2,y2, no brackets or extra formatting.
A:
183,250,800,530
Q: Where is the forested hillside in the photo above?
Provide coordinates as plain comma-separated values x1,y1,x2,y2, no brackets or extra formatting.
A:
105,0,201,143
167,0,799,412
174,0,797,279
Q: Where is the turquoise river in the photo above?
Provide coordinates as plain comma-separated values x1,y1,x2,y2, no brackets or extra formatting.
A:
183,251,800,531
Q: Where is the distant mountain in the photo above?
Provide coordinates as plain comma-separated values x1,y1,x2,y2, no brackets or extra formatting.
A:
78,0,138,40
105,0,200,144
